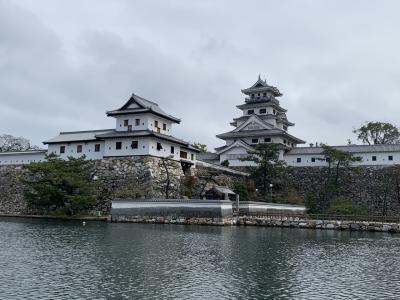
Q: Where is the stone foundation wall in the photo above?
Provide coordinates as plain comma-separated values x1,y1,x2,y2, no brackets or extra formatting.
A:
284,166,400,216
0,165,31,214
110,214,400,233
0,156,244,215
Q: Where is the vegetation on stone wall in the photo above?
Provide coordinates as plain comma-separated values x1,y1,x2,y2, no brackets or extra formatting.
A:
241,143,286,200
326,197,368,215
23,154,96,216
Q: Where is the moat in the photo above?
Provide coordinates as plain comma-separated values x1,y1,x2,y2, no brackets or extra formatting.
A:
1,218,400,299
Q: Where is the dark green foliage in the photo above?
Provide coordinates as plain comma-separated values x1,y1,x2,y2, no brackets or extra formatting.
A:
221,160,230,167
353,121,400,145
302,145,363,213
241,143,286,199
326,197,368,215
23,154,96,215
234,180,256,201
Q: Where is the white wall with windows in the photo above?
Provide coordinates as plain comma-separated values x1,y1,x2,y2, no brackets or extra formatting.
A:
103,137,196,162
47,141,105,160
115,113,173,135
284,151,400,167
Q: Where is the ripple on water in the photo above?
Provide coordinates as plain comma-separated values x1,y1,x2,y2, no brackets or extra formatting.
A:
0,219,399,299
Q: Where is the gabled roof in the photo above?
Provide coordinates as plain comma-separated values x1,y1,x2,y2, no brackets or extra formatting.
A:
241,75,282,97
107,93,181,123
216,129,306,144
233,114,274,132
215,139,254,154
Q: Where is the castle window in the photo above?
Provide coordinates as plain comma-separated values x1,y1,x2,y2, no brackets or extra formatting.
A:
273,109,276,114
60,146,65,154
372,156,377,161
124,119,129,127
135,119,140,126
263,93,266,97
389,155,393,161
180,151,188,159
297,157,301,163
251,94,255,98
95,144,100,152
116,142,122,150
311,157,316,162
191,153,194,160
260,108,266,114
131,141,138,149
171,146,175,154
251,138,259,144
163,123,167,130
157,142,163,151
264,137,271,143
154,120,159,128
248,109,254,115
77,145,82,153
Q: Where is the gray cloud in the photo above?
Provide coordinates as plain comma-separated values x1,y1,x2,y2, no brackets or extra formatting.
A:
2,0,400,150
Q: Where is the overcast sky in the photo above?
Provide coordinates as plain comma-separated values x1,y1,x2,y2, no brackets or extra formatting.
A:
2,0,400,150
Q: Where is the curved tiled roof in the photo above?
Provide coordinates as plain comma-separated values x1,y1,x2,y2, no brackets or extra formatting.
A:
107,93,181,123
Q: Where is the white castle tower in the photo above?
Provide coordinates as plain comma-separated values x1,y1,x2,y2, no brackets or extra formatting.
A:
215,76,305,166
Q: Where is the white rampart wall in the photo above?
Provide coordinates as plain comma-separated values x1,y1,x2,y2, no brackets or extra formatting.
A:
284,151,400,167
0,152,46,165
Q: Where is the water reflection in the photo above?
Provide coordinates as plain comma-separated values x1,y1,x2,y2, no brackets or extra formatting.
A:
0,218,399,299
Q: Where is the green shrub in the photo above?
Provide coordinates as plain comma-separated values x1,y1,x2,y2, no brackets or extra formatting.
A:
23,154,96,216
326,197,368,215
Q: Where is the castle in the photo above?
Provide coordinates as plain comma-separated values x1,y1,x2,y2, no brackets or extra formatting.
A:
1,76,400,168
0,94,199,168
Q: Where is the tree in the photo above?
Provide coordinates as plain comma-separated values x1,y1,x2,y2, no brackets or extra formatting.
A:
0,134,39,152
221,160,230,167
353,121,400,145
317,144,362,212
192,142,207,153
23,154,96,215
241,143,286,198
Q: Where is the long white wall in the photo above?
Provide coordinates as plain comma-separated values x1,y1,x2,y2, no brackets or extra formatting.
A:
0,152,46,165
284,151,400,167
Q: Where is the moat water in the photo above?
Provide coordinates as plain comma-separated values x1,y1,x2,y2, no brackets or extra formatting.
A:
0,218,400,299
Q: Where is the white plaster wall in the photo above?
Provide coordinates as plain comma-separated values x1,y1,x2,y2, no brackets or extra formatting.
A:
0,152,46,165
104,138,151,157
284,151,400,167
219,146,256,167
104,137,196,162
48,141,105,160
115,114,173,135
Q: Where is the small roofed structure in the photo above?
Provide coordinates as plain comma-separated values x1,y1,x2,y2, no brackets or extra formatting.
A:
205,185,236,200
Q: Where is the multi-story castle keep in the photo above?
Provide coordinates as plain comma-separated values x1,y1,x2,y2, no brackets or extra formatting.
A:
215,76,305,166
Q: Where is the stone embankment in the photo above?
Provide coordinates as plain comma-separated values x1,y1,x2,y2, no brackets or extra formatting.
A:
111,215,400,233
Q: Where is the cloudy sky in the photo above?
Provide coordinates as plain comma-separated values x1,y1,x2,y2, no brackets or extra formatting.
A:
1,0,400,150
